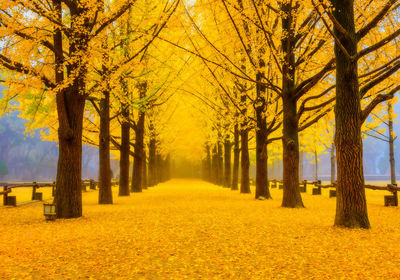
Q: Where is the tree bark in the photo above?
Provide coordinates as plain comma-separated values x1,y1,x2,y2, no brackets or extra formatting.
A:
205,144,212,182
231,124,240,190
156,152,162,184
224,138,231,188
388,103,397,205
119,105,130,196
217,140,223,186
98,89,112,204
148,128,156,187
240,129,250,193
281,1,304,208
131,112,145,192
211,145,218,184
54,0,88,218
165,154,171,181
281,95,303,207
314,149,318,182
255,67,271,199
388,103,396,185
131,83,146,192
55,92,86,218
330,143,336,184
142,149,147,189
333,0,370,228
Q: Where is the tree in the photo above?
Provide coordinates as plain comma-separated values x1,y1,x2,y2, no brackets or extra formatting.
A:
200,0,335,204
318,0,400,228
0,0,133,217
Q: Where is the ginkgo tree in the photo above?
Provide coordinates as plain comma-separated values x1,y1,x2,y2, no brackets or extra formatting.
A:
0,0,179,217
0,0,136,218
316,0,400,228
216,0,336,207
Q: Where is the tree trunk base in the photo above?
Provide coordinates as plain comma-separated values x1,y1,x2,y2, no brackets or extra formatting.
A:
99,199,113,204
281,199,304,208
334,214,370,229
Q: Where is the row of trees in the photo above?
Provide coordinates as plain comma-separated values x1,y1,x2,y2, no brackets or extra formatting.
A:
0,0,182,217
178,0,400,228
0,0,399,229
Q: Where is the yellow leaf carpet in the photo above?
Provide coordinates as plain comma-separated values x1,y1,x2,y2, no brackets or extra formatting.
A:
1,179,400,279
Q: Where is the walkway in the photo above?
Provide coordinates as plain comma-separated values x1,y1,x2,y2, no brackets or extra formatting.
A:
1,179,399,279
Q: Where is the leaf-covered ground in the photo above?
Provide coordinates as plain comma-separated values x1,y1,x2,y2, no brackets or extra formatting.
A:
1,179,400,279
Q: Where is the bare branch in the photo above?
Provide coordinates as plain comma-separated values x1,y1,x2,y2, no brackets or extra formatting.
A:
92,1,136,38
356,29,400,60
356,0,397,41
360,85,400,124
360,61,400,97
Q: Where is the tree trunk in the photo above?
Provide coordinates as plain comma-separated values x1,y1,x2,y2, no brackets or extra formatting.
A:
224,138,232,188
388,102,397,205
202,157,207,180
119,105,130,196
217,140,223,186
156,152,162,184
281,1,304,208
165,154,171,180
256,133,271,199
281,95,303,207
98,90,113,204
330,143,336,184
148,132,156,187
54,0,87,218
224,138,231,188
131,112,145,192
389,103,396,185
333,0,370,228
211,145,218,184
204,144,212,182
314,149,318,182
205,144,212,182
255,67,271,199
55,92,86,218
142,149,147,189
240,129,250,193
232,124,240,190
131,83,146,192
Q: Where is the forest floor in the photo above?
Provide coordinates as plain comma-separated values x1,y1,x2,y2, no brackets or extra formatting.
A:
1,179,400,279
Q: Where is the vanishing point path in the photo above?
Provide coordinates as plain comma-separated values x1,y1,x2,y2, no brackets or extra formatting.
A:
1,179,400,279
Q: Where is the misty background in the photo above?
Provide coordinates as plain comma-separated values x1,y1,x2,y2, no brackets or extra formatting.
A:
0,86,398,182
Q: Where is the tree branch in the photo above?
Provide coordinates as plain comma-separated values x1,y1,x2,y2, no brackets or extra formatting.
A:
359,61,400,97
92,1,136,38
356,0,396,41
360,85,400,124
0,54,55,88
356,28,400,60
